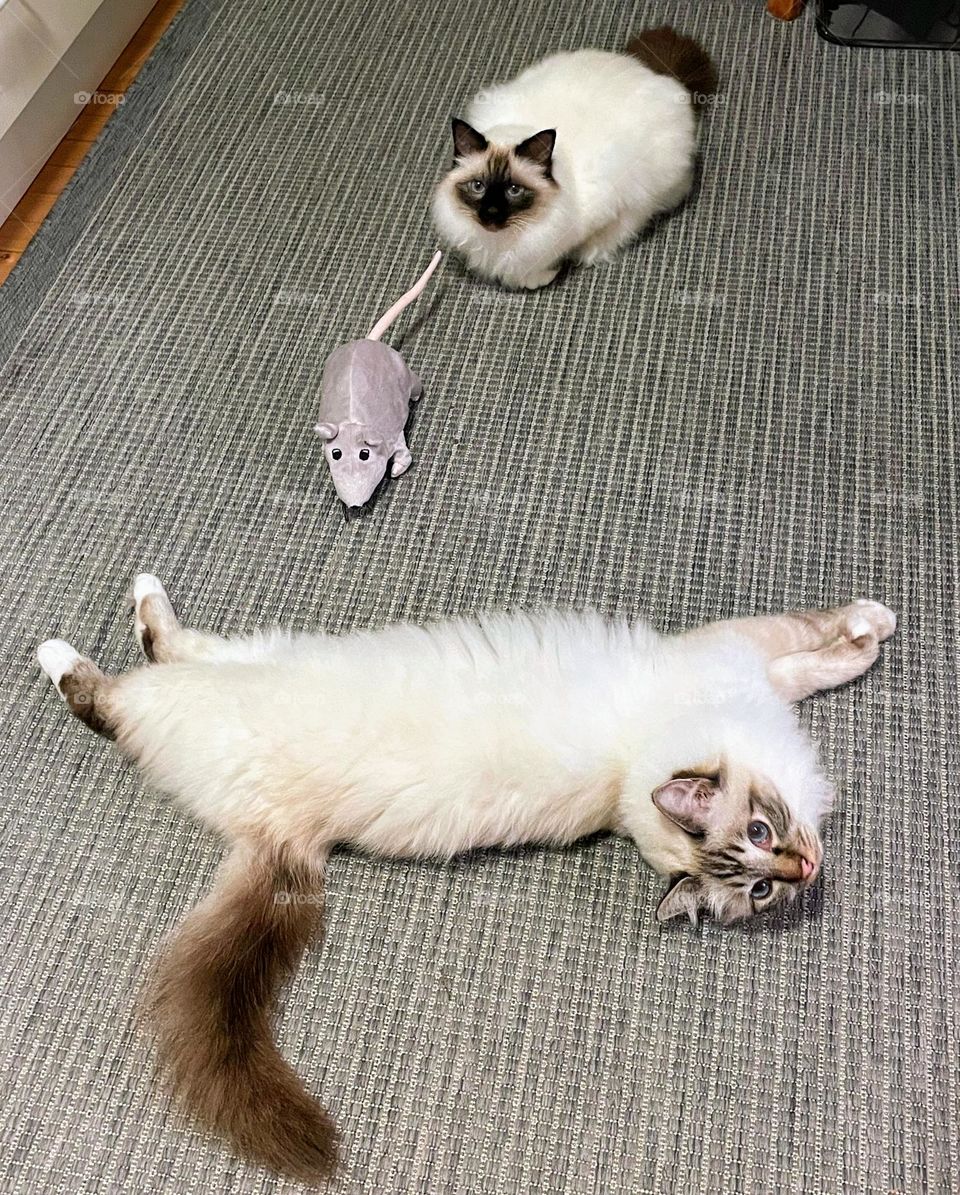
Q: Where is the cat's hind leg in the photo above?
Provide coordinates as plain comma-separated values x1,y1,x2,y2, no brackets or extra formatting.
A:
576,211,639,266
760,597,899,697
37,640,118,739
767,631,884,702
133,574,226,663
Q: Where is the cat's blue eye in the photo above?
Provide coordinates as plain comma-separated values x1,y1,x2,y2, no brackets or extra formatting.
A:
751,879,772,900
470,179,484,193
507,184,522,197
747,820,770,846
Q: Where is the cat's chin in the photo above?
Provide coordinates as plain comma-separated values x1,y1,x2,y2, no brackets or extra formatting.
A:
471,220,526,245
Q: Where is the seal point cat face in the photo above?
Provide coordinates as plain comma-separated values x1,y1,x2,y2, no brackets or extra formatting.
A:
445,118,557,232
652,760,824,925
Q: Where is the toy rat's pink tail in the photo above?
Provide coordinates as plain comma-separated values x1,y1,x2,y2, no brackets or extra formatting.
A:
366,250,442,342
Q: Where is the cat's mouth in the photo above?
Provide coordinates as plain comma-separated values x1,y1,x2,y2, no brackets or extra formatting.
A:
789,850,820,888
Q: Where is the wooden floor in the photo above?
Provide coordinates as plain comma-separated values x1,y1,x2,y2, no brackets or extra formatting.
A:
0,0,185,287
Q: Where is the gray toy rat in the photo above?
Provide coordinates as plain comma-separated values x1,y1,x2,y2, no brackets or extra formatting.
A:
313,251,441,511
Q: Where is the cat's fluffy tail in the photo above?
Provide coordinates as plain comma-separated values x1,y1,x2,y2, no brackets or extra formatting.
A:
146,845,338,1183
627,26,718,100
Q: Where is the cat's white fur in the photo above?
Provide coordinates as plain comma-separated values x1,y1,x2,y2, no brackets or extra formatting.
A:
431,49,699,288
105,606,831,881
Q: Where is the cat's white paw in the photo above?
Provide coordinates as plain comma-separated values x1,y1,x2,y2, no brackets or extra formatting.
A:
520,267,559,290
132,573,175,659
37,639,81,688
849,599,897,642
133,573,167,604
577,243,615,267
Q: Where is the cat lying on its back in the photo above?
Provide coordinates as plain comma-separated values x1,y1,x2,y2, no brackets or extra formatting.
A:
38,576,895,1182
431,26,717,289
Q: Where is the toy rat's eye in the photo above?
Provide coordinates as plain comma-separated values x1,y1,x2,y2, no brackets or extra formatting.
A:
470,179,484,193
359,448,370,461
331,448,341,460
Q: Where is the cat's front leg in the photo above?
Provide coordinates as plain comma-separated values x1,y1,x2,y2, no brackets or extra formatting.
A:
517,265,560,290
495,260,560,290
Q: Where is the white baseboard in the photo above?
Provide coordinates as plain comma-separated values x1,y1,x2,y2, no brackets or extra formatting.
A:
0,0,156,223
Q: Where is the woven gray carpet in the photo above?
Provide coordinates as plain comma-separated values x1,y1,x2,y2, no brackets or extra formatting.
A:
1,0,958,1191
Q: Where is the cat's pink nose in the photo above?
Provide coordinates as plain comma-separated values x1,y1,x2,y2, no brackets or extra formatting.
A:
799,856,815,881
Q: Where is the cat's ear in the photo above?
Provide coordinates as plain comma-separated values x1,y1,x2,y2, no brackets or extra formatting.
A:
515,129,556,172
451,118,488,159
656,875,704,925
651,773,721,835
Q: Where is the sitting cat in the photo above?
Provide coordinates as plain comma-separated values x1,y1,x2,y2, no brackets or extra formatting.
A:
37,577,895,1181
431,26,717,289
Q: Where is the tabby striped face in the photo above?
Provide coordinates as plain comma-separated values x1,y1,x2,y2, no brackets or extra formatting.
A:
652,762,824,925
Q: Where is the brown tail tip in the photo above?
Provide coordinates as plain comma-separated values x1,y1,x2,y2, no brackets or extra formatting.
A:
160,1050,340,1183
627,26,718,102
146,848,339,1183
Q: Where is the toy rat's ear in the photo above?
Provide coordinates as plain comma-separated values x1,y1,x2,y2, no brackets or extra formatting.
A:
452,118,487,160
515,128,555,172
364,437,383,448
314,422,337,441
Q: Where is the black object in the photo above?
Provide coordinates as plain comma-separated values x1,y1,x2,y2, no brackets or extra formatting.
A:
817,0,960,47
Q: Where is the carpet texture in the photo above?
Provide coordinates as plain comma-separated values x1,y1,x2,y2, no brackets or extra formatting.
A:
1,1,958,1192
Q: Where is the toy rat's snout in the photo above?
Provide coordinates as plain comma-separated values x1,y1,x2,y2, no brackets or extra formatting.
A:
316,422,390,509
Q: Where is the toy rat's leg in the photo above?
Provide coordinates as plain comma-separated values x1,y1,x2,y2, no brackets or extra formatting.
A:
390,436,412,478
